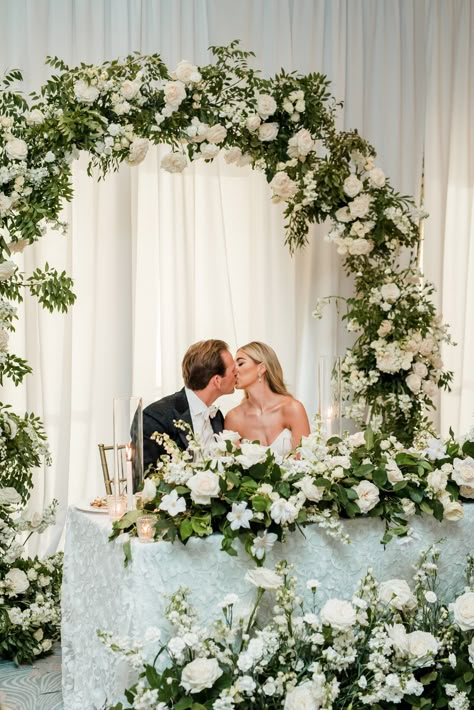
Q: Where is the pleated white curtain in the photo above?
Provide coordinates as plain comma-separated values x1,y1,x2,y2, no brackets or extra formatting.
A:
0,0,471,555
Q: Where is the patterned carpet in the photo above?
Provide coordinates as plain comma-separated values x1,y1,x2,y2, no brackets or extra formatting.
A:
0,645,63,710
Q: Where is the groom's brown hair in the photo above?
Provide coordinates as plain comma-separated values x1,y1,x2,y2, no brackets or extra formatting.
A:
182,339,229,390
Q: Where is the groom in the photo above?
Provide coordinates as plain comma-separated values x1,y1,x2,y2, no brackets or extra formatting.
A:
142,339,236,470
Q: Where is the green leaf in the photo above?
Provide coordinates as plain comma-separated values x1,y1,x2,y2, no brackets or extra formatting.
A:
373,467,387,487
252,495,271,512
122,539,132,567
179,518,193,541
174,697,193,710
364,427,374,450
420,670,437,685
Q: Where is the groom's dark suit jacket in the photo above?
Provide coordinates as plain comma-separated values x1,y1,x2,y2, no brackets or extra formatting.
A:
142,388,224,471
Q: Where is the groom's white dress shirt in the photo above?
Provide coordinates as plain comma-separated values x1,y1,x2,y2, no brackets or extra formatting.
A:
185,387,217,449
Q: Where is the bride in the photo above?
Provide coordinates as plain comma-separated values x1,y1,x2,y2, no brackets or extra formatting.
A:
224,341,310,456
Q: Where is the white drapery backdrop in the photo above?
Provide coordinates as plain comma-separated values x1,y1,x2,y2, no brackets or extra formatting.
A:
0,0,472,554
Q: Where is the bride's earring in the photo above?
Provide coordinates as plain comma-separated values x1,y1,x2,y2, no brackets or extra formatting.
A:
258,373,262,382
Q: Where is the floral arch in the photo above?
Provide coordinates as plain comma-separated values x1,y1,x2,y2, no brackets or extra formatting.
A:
0,43,460,663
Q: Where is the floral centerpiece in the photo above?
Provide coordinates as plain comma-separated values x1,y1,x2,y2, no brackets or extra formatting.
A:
111,424,474,563
101,546,474,709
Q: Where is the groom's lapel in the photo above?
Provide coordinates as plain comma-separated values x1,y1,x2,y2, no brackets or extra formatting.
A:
174,388,193,449
211,409,224,434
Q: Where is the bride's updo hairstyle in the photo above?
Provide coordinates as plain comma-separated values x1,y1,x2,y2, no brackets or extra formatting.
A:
239,341,290,396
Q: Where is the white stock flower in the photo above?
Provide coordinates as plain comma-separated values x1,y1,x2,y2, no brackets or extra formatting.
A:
245,567,283,590
161,151,187,173
163,80,186,109
320,598,356,630
294,475,324,502
348,432,366,447
5,568,30,595
379,579,415,610
186,470,220,504
0,261,17,281
258,122,279,142
284,681,320,710
180,657,223,694
141,478,157,504
127,138,149,166
0,487,22,505
452,457,474,491
0,328,9,351
386,623,409,655
407,630,439,666
175,60,201,84
368,167,386,188
406,373,422,393
159,489,186,517
206,124,227,144
270,497,298,524
236,441,268,468
353,480,380,513
269,172,297,201
381,283,401,303
250,530,278,560
226,501,253,530
256,94,277,118
343,174,363,197
74,79,100,104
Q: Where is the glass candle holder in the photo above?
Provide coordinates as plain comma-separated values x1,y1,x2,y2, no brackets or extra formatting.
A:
136,515,156,543
106,494,128,522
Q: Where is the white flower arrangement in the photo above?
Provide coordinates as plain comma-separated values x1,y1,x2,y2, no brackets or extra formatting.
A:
101,547,474,709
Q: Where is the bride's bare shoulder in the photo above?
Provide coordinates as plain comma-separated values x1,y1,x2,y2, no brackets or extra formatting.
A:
224,402,247,425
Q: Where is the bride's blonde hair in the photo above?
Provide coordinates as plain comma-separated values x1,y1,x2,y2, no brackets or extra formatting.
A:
238,341,290,396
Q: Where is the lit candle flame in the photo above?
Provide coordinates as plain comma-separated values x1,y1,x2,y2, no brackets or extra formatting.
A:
125,443,133,462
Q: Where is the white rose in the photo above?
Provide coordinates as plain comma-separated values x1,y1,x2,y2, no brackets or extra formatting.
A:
412,362,428,378
422,380,438,399
452,457,474,490
180,657,223,694
368,167,386,188
120,79,141,100
320,598,356,630
224,146,243,164
427,469,448,492
343,174,363,197
256,94,277,118
258,122,279,142
5,138,28,161
199,142,220,160
348,432,366,447
401,497,416,516
161,151,187,173
377,320,392,337
442,496,464,521
349,194,372,219
141,478,156,504
269,172,297,201
386,462,404,484
163,80,186,109
460,485,474,499
418,336,435,356
5,568,30,595
0,260,16,281
186,470,220,504
33,628,44,642
379,579,415,610
245,567,283,590
74,79,100,104
335,206,353,223
246,114,261,132
284,682,320,710
381,283,401,302
406,373,422,393
175,60,201,84
452,592,474,630
287,128,314,158
386,623,409,655
294,475,323,502
127,138,149,166
206,124,227,144
353,480,380,513
407,630,439,666
348,238,374,256
0,487,22,505
26,108,45,125
350,219,374,237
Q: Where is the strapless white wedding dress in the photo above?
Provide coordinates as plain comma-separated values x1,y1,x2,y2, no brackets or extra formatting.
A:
268,428,292,457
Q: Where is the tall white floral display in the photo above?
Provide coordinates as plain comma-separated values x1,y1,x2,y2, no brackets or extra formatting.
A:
0,44,453,662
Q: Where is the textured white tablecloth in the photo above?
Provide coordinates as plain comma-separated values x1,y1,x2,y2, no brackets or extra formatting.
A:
61,504,474,709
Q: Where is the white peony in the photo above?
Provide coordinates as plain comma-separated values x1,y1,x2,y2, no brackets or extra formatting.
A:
256,94,277,118
180,657,223,694
379,579,415,610
245,567,283,590
163,80,186,109
343,174,363,197
175,60,201,84
161,151,187,173
320,598,356,630
206,124,227,144
380,283,401,302
407,630,439,666
452,592,474,630
0,487,22,505
406,373,422,393
141,478,157,504
120,79,141,100
269,172,297,201
5,568,30,595
186,470,221,504
353,480,380,513
452,457,474,491
335,206,353,222
74,79,100,104
258,122,279,142
293,475,324,502
284,681,321,710
368,167,386,188
127,138,149,166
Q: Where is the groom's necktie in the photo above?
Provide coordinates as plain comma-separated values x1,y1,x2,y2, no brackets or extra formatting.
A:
200,405,218,448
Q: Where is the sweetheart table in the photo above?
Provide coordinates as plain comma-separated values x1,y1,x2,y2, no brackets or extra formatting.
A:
61,503,474,709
